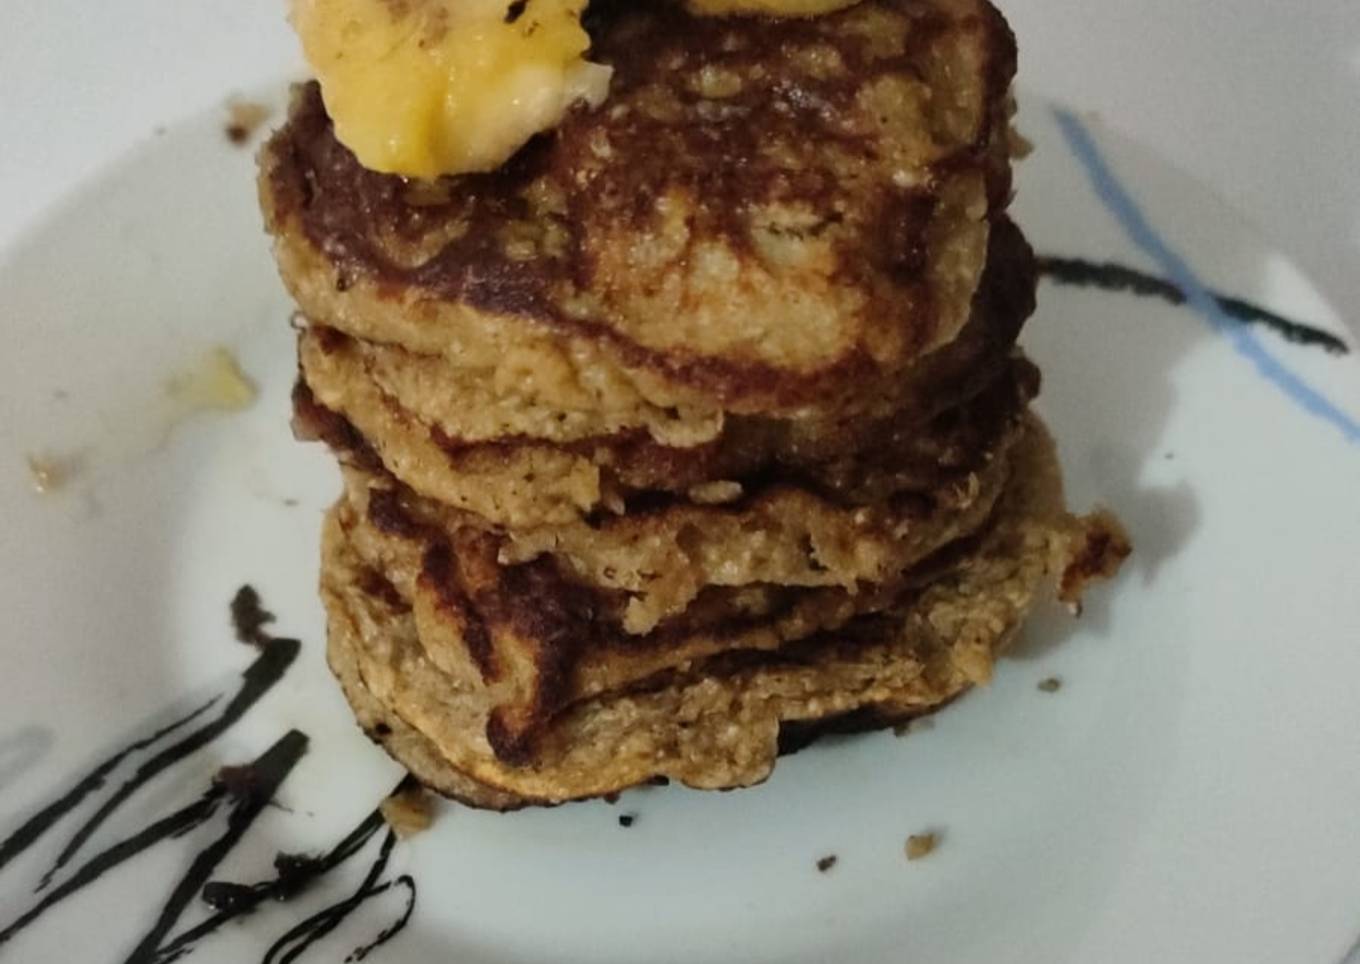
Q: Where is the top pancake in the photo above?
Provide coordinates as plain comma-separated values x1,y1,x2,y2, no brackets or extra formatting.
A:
260,0,1018,416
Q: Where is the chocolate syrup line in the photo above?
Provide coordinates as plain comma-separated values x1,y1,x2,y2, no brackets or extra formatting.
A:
156,805,416,964
122,730,310,964
0,592,416,962
152,810,389,959
37,637,301,891
0,696,220,874
0,787,226,947
262,829,400,964
1036,255,1350,356
346,875,415,963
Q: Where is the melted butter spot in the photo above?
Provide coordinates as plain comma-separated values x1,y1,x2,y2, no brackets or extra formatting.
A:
165,347,258,416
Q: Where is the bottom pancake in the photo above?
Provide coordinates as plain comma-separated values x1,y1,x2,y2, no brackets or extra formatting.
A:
322,417,1128,806
328,583,951,812
334,427,1015,762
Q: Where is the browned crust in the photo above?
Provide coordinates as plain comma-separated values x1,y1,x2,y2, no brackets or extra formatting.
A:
418,542,499,678
325,565,534,811
440,531,586,764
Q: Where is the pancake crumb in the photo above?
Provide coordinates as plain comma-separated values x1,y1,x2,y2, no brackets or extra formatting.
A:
1058,509,1132,606
226,99,272,146
25,452,82,495
618,813,637,828
381,784,435,839
1038,677,1062,693
905,832,938,861
816,855,838,873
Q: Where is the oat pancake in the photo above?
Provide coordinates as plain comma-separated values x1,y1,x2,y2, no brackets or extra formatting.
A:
295,340,1038,529
327,585,947,811
322,418,1123,803
341,409,1018,637
262,0,1019,417
333,437,1011,757
348,497,914,762
294,214,1035,454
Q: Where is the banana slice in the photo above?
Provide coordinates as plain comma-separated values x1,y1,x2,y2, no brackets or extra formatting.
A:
291,0,611,178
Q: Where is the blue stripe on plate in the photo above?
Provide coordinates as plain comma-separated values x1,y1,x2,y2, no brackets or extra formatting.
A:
1053,108,1360,446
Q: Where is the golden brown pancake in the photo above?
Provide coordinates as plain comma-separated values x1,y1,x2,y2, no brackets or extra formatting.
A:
261,0,1019,417
322,418,1123,804
327,579,954,812
340,410,1017,637
294,335,1038,529
333,429,1013,758
342,493,914,763
293,213,1036,453
327,558,956,812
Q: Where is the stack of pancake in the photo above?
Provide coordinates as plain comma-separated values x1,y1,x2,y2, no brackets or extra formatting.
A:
260,0,1128,809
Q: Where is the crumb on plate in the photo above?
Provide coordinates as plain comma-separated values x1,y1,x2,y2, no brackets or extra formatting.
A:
226,99,272,145
905,832,938,861
380,784,435,839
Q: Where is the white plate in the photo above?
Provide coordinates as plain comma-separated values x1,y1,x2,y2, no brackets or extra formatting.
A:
3,7,1360,964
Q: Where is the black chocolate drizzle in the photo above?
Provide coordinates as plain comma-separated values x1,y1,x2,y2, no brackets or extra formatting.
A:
259,827,415,964
0,697,220,874
0,588,418,963
155,799,412,964
36,637,301,890
1037,255,1350,355
125,730,310,964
